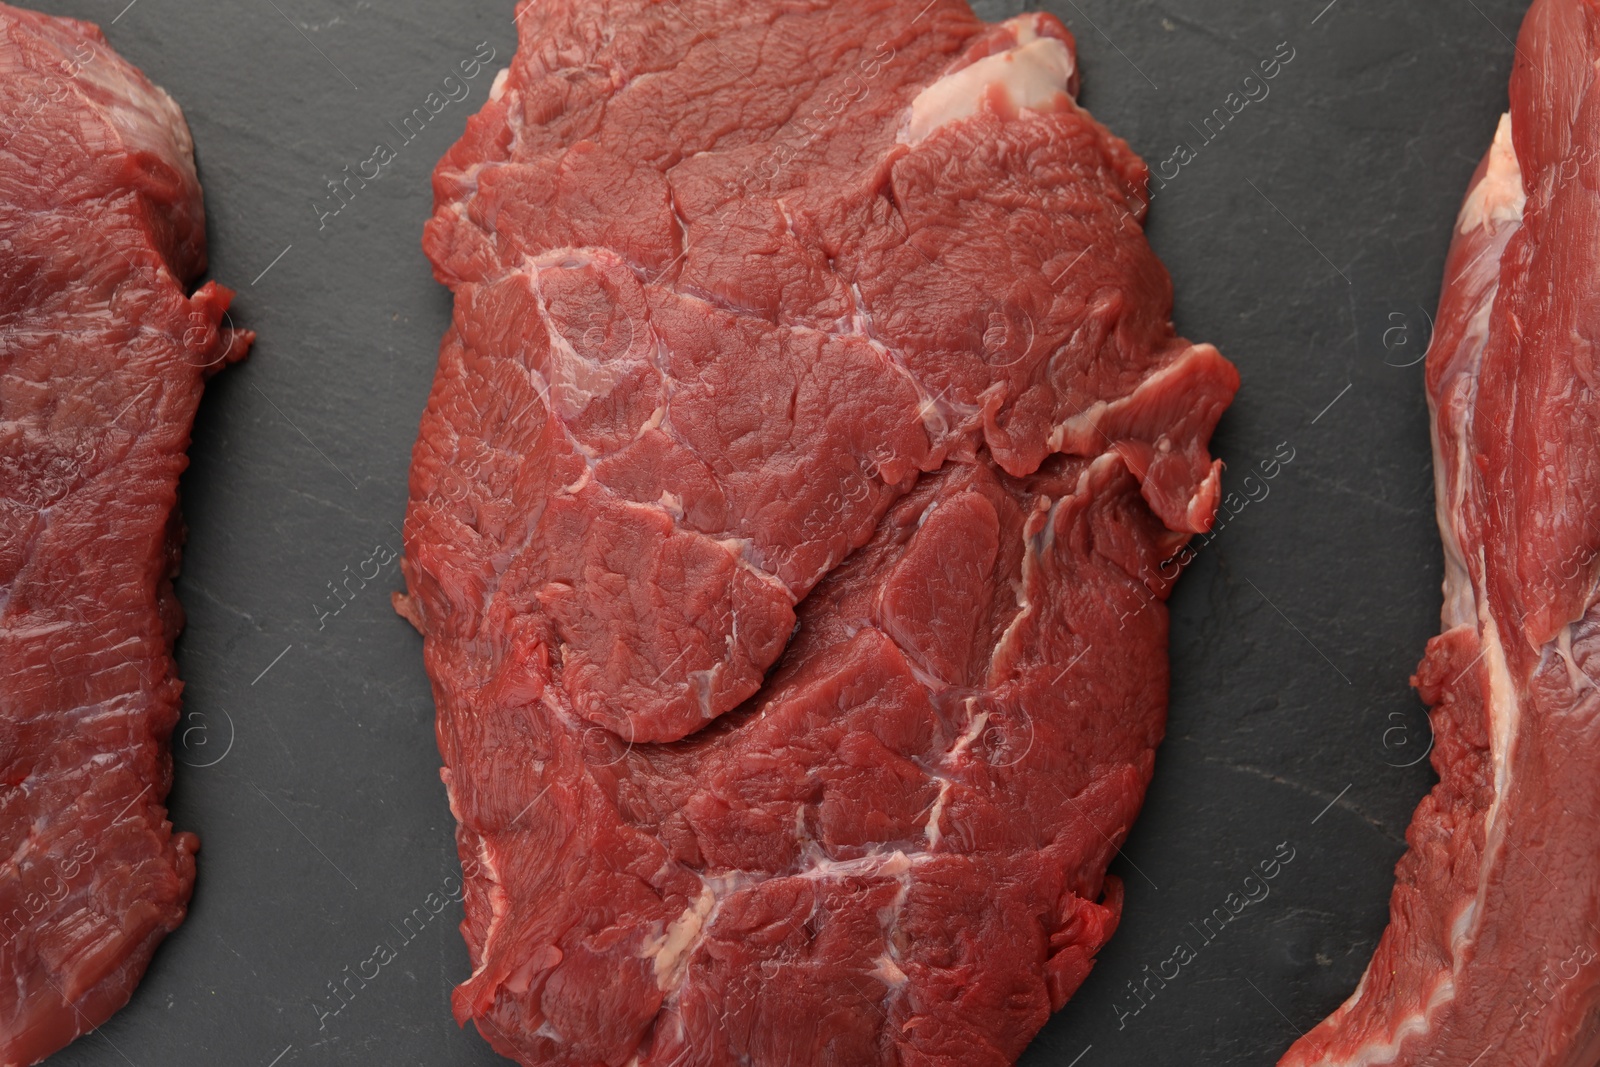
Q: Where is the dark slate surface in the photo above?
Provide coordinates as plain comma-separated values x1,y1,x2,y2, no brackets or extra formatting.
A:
24,0,1525,1063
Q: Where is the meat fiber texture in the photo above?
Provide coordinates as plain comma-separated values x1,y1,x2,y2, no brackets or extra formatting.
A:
1280,1,1600,1065
397,1,1238,1063
0,5,249,1064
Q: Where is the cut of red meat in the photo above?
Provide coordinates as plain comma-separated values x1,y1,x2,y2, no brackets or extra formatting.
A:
397,1,1237,1063
1280,1,1600,1064
0,5,249,1063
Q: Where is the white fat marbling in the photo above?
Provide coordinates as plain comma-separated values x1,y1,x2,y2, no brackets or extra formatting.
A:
1460,113,1525,232
903,32,1074,145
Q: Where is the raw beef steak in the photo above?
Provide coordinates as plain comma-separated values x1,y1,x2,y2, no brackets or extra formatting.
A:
0,6,249,1063
1281,1,1600,1064
398,1,1237,1063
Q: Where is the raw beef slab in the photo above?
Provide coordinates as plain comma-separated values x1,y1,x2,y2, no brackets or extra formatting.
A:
0,6,249,1064
398,0,1237,1063
1281,0,1600,1064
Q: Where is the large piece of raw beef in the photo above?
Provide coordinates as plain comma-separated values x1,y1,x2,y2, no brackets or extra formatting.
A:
398,0,1237,1062
1281,0,1600,1064
0,6,248,1063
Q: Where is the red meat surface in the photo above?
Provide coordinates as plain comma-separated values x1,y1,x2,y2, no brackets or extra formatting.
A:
1281,1,1600,1064
0,5,249,1063
397,1,1237,1063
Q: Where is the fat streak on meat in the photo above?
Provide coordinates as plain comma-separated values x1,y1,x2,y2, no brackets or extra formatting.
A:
1281,0,1600,1063
0,5,249,1063
397,0,1237,1063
